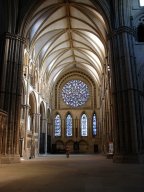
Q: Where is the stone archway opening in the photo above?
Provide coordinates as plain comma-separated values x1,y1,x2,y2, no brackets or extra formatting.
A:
21,0,112,157
0,0,144,164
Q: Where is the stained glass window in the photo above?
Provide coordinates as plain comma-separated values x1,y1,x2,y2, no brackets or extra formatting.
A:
81,113,88,136
140,0,144,6
54,114,61,136
92,113,97,136
66,114,73,136
61,80,89,107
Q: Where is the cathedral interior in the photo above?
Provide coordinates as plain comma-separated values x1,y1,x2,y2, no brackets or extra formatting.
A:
0,0,144,165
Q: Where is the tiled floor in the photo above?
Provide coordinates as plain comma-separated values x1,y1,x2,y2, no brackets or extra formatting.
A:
0,154,144,192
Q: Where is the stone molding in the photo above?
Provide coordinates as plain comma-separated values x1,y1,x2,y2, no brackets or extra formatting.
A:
0,32,26,43
109,26,136,39
0,110,8,155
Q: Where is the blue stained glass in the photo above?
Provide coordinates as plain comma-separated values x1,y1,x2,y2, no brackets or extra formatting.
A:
81,114,88,136
92,113,97,135
61,80,89,107
54,114,61,136
66,114,72,136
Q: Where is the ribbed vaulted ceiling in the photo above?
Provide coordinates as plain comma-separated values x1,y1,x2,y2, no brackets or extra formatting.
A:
26,0,107,87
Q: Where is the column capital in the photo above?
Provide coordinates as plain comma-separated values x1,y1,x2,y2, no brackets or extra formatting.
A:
0,109,8,117
21,104,30,109
0,32,26,43
109,26,136,39
35,113,41,116
31,113,37,117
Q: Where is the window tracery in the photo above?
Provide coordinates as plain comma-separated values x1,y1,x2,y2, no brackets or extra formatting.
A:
66,113,73,136
61,80,89,107
54,114,61,136
92,113,97,136
81,113,88,136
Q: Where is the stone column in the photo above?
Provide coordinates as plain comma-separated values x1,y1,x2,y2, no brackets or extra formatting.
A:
77,118,80,138
0,110,8,161
24,104,30,150
47,120,52,153
111,26,144,163
62,118,65,139
0,33,24,163
40,118,48,154
74,118,78,140
36,113,41,155
30,113,36,158
44,118,48,154
47,122,51,135
31,113,36,134
24,105,30,147
109,0,144,162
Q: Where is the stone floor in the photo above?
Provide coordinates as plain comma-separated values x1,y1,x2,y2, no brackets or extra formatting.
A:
0,154,144,192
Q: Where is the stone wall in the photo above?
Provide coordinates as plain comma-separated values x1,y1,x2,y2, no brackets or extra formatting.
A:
0,110,8,163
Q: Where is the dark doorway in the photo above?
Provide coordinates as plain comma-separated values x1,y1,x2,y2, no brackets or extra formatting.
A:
39,133,45,154
47,135,51,153
94,144,98,153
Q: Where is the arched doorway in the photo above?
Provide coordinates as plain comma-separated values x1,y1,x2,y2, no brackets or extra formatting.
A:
79,140,89,153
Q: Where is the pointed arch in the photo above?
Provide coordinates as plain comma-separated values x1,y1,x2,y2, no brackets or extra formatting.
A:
80,112,88,136
54,113,61,137
28,91,37,131
29,91,37,114
55,140,65,152
40,101,45,119
79,140,89,153
65,112,73,137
